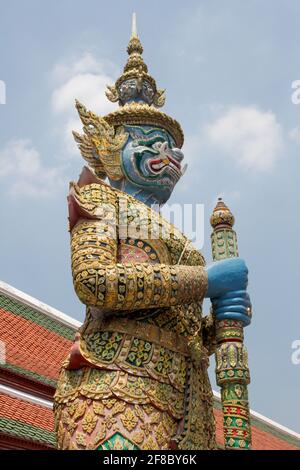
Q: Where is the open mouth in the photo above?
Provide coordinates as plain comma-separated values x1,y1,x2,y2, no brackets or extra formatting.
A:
149,156,181,174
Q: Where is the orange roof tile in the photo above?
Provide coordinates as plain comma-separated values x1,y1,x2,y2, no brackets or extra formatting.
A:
0,393,54,432
0,308,72,383
251,424,299,450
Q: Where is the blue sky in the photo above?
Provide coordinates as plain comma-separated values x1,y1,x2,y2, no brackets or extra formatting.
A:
0,0,300,433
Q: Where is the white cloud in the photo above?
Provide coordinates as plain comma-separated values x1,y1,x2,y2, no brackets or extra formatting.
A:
63,117,83,155
52,53,102,82
203,106,283,172
52,73,115,116
0,54,118,199
0,140,67,198
51,53,117,156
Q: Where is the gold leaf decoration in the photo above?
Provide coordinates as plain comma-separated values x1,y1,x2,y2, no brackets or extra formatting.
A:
82,409,98,434
73,100,128,181
76,432,87,448
155,423,167,447
93,400,105,416
73,400,87,421
142,436,159,450
120,408,139,432
132,430,145,445
112,401,126,416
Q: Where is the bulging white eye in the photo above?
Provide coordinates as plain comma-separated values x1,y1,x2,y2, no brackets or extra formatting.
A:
152,141,170,155
152,141,162,151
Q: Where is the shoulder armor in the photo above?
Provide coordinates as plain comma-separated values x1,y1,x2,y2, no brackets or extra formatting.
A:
68,179,118,231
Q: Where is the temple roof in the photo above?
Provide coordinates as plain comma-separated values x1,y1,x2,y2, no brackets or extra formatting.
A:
0,392,55,449
0,286,75,389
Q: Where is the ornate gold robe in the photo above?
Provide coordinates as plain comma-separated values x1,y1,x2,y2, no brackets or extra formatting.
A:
54,172,217,450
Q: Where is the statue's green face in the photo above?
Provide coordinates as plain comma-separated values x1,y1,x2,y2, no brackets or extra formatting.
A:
120,126,185,204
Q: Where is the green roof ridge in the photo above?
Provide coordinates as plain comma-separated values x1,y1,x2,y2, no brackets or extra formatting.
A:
0,363,57,388
250,413,300,449
0,417,55,446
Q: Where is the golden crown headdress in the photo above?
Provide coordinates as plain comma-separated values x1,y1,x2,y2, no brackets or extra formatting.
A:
73,14,184,180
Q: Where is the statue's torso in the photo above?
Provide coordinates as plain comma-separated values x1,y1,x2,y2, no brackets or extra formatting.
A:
54,181,216,450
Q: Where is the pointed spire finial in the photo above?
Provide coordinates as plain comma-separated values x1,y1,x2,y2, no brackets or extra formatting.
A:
127,14,143,58
105,14,167,110
131,12,138,38
210,198,235,229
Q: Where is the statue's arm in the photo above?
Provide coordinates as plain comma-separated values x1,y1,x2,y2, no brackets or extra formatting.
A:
71,218,208,311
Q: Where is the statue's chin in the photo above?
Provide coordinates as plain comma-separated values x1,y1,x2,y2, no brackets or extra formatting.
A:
152,174,180,199
151,179,176,204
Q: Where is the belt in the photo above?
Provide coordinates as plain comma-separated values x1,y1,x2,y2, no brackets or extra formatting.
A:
81,316,190,356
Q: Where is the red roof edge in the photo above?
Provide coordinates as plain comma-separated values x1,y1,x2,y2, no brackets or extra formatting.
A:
0,433,54,450
0,368,55,401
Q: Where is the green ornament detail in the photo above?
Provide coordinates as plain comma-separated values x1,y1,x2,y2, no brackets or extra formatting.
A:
211,229,238,260
221,382,249,402
97,432,139,450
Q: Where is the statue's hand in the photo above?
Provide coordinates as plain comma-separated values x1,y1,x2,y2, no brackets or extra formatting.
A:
205,258,251,326
205,258,248,298
211,290,252,326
